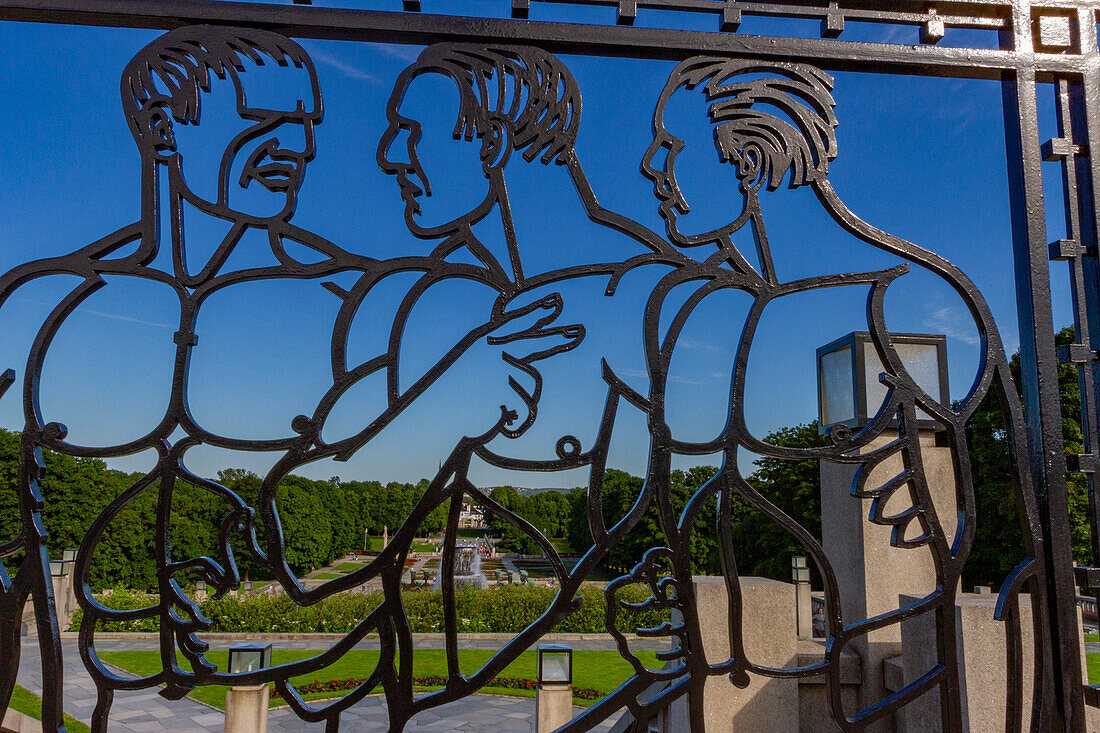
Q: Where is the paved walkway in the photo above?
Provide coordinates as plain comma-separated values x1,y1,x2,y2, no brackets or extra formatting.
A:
17,639,627,732
84,633,667,652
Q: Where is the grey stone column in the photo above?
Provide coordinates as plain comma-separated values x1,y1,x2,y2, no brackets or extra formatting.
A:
536,684,572,732
224,685,270,733
820,429,959,732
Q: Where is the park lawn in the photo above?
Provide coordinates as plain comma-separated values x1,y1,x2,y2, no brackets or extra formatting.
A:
98,648,657,710
1089,653,1100,685
313,573,341,580
331,562,365,573
550,538,575,554
8,683,91,732
412,541,436,553
1085,633,1099,643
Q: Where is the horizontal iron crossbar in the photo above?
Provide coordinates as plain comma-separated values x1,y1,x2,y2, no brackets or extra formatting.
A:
0,0,1096,78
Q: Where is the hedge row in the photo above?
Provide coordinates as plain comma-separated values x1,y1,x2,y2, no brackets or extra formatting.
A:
277,675,605,701
69,584,668,634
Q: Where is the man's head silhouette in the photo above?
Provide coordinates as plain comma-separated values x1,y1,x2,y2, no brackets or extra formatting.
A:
642,58,837,247
122,26,323,224
378,43,581,238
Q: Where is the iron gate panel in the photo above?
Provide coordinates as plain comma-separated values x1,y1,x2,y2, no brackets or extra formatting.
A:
0,1,1094,731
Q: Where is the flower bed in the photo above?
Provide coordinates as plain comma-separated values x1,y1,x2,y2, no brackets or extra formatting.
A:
278,675,604,701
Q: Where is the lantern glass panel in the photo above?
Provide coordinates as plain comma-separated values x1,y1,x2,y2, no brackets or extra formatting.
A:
49,561,66,577
228,643,272,674
820,346,854,427
538,646,571,684
864,342,942,413
231,650,262,674
62,548,77,563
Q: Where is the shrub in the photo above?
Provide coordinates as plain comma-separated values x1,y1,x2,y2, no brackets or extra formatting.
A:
70,584,668,634
67,587,161,633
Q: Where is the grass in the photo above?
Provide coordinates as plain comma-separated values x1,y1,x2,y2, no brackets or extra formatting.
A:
7,684,91,732
313,573,341,580
99,648,658,710
513,560,557,578
1085,633,1099,643
360,537,436,553
331,562,364,573
550,538,575,554
1089,653,1100,684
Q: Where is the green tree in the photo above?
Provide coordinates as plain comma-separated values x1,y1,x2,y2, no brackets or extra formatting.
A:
738,422,827,580
964,326,1093,587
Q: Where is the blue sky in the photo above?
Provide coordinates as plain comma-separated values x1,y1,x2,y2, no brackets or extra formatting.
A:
0,2,1077,488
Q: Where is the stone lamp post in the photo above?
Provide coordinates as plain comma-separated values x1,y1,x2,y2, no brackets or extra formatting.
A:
817,331,955,729
536,644,573,732
225,643,273,733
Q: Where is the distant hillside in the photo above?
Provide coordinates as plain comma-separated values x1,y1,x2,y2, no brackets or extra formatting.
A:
485,486,577,498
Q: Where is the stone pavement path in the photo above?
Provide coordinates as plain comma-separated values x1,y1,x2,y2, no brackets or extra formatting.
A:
17,639,625,731
93,634,668,652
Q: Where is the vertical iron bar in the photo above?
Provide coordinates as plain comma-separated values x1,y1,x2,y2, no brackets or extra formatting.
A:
1002,2,1087,728
1053,75,1100,564
1074,9,1100,582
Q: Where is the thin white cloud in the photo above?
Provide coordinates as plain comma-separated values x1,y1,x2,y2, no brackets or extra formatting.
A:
311,51,383,84
676,337,724,353
81,307,176,330
924,305,980,345
14,296,175,330
374,44,422,63
618,366,707,386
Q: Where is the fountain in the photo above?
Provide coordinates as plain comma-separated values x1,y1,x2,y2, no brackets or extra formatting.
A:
435,544,488,589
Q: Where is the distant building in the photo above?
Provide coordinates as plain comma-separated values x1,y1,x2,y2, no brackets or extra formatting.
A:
458,502,485,528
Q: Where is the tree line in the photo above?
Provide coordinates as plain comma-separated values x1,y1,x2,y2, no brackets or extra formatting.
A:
485,326,1095,589
0,328,1093,591
0,439,448,590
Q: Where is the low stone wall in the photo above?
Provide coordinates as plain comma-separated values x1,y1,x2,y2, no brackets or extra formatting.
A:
613,576,863,733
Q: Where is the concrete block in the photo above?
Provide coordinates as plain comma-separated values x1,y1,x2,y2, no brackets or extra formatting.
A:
898,593,1038,732
680,577,800,732
224,684,269,733
796,640,862,733
536,684,572,732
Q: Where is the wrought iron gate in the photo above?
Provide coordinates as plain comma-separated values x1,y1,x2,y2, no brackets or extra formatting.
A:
0,1,1097,731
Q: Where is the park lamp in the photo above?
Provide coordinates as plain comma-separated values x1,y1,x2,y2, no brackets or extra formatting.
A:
49,560,68,577
195,580,207,592
537,644,572,686
61,548,78,563
791,555,810,584
228,643,272,674
817,332,948,435
241,581,253,593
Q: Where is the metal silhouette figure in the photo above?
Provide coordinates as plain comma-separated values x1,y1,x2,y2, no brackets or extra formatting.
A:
0,10,1079,733
586,57,1051,732
244,41,690,731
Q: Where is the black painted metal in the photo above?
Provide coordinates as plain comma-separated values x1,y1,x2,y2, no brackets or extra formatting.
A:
0,1,1093,731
